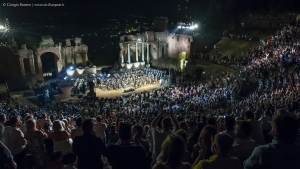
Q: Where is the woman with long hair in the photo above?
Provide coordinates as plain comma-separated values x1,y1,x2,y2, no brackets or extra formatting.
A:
192,125,217,166
24,119,47,169
49,120,71,164
153,134,191,169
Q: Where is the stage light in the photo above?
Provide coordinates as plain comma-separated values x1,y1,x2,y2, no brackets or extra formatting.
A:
177,26,181,29
67,70,75,76
69,66,74,70
0,25,4,29
194,24,198,28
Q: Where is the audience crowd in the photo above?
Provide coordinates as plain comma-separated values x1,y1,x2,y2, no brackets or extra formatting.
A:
0,24,300,169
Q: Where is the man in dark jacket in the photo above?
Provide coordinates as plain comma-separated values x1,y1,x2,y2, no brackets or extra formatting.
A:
73,119,107,169
107,122,147,169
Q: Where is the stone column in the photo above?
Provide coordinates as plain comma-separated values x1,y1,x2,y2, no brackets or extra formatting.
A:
147,43,149,64
136,42,138,61
127,43,130,63
142,42,144,61
121,54,124,63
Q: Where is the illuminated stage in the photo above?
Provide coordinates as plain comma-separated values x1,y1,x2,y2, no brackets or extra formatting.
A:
55,82,161,101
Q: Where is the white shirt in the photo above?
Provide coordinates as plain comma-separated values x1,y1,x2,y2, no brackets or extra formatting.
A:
93,123,106,140
70,127,83,140
2,126,27,155
40,119,52,129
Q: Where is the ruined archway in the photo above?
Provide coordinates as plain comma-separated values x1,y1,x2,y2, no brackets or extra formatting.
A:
23,58,31,74
39,52,59,77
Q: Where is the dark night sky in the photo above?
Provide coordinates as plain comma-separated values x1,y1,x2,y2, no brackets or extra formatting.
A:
0,0,176,24
1,0,299,26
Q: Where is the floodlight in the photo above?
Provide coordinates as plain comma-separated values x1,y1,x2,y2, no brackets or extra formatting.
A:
0,25,5,29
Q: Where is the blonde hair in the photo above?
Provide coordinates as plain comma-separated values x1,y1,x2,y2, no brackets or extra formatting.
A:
52,120,63,133
25,119,37,139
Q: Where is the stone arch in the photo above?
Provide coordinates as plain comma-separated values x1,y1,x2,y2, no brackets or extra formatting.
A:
35,47,63,79
23,58,31,74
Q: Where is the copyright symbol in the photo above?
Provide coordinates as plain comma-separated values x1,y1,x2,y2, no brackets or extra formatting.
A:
3,3,6,6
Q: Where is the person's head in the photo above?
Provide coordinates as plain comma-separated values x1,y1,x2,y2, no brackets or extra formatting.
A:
207,117,217,127
271,115,298,143
118,122,131,141
76,117,83,127
224,116,235,131
26,119,37,132
199,125,217,156
110,125,117,133
21,154,36,169
9,116,19,128
24,115,33,123
161,117,172,131
212,133,233,156
244,111,254,120
41,113,47,119
0,114,6,122
52,120,63,133
175,129,188,145
235,120,252,139
179,121,190,136
82,119,94,134
133,124,143,138
160,134,186,168
50,151,63,162
66,153,77,166
96,115,102,123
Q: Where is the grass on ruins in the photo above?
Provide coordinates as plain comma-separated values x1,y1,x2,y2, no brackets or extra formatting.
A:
208,38,259,56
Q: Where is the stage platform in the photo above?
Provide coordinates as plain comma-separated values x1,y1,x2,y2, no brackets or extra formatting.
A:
56,83,161,101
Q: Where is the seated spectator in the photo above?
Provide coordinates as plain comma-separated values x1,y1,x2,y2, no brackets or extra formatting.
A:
2,116,27,168
63,153,77,169
192,125,217,164
229,120,257,163
45,151,64,169
153,134,191,169
24,119,47,169
49,120,71,161
133,124,149,151
193,133,242,169
244,115,300,169
0,141,17,169
151,106,179,161
70,117,83,140
21,154,35,169
223,116,236,141
107,122,146,169
244,111,265,145
72,119,107,169
19,115,33,134
39,113,53,129
107,125,119,144
94,115,107,141
258,111,272,143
